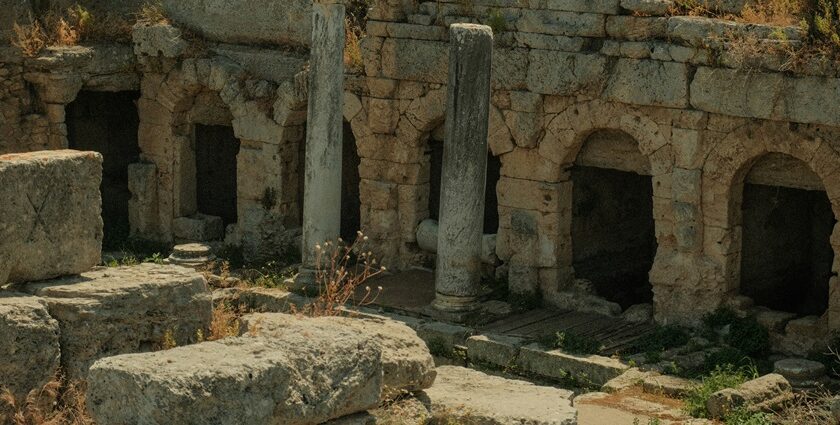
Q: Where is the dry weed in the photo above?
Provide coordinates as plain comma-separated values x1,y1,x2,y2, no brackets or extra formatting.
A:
12,20,48,57
135,1,169,26
207,303,242,341
0,374,93,425
296,231,385,317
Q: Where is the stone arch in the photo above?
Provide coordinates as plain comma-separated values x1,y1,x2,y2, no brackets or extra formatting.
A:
133,56,308,254
702,120,840,324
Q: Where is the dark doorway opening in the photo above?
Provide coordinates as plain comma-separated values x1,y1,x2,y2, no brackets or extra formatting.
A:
741,182,834,316
66,90,140,250
341,121,361,242
571,166,657,309
195,125,240,226
426,137,501,234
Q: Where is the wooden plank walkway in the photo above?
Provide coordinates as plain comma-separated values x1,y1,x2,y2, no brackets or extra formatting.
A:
478,308,658,356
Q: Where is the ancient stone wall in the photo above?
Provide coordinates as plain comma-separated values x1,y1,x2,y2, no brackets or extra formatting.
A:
1,0,839,342
350,0,840,339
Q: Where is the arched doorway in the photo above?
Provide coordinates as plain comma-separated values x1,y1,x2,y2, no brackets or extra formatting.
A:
571,130,657,309
66,90,140,250
739,153,835,316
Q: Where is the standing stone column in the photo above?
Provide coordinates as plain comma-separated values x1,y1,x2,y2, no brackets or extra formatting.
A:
433,24,493,313
301,1,345,271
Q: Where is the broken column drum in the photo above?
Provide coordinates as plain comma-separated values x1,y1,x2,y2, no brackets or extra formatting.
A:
301,2,345,270
433,24,493,312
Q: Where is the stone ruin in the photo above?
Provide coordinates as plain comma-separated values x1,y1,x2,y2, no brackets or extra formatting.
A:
3,0,840,422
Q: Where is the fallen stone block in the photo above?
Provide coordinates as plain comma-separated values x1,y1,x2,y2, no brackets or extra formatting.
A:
0,292,61,400
20,264,212,379
706,373,794,419
602,368,657,393
466,333,525,368
516,343,629,387
87,334,382,424
642,374,694,398
241,313,436,400
773,358,828,388
421,366,577,424
0,150,103,285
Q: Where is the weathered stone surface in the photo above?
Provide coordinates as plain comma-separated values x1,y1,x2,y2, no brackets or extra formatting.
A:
87,332,382,425
0,292,60,400
706,374,793,419
241,313,436,399
132,23,188,58
602,368,657,393
172,213,224,242
301,2,345,269
21,264,211,379
422,366,577,425
620,0,672,15
434,24,493,312
773,358,827,388
0,150,103,285
642,374,694,397
466,333,525,367
517,343,629,386
603,58,690,108
162,0,311,47
526,51,608,95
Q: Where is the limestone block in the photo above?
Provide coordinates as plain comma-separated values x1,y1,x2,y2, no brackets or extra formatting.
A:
423,366,577,424
620,0,672,15
380,38,448,84
0,292,61,400
706,374,793,419
773,358,827,388
172,213,224,242
87,332,382,425
603,59,690,108
517,10,606,37
526,50,608,95
546,0,620,14
690,67,782,121
0,150,102,285
21,264,212,379
607,16,669,39
132,24,188,58
162,0,310,47
466,334,525,368
240,313,436,400
517,343,629,386
492,48,529,90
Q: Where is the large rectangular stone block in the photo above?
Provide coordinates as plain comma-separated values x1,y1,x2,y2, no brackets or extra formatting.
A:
87,327,382,424
603,58,690,108
20,264,212,379
0,292,61,400
0,150,103,285
162,0,311,47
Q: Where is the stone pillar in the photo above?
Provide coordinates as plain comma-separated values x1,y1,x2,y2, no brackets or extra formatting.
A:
301,1,345,270
433,24,493,313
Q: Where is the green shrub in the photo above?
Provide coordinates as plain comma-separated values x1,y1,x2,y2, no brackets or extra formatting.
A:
803,0,840,47
684,364,757,418
725,317,770,358
724,407,773,425
553,331,604,355
630,325,691,355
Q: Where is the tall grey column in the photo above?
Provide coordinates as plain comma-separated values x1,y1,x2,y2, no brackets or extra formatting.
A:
301,2,345,270
433,24,493,313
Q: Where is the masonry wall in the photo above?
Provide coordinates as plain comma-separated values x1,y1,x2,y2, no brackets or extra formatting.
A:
348,0,840,346
2,0,840,350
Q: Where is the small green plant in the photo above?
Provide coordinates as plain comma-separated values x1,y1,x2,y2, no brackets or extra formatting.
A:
508,291,541,312
486,9,508,33
143,252,165,264
629,324,690,365
724,407,772,425
683,364,757,418
725,317,770,358
552,331,604,355
633,418,662,425
803,0,840,47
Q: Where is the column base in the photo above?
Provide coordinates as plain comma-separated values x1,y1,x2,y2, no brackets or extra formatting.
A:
431,293,481,313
